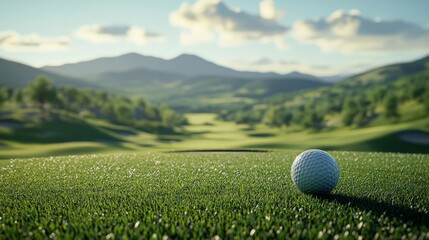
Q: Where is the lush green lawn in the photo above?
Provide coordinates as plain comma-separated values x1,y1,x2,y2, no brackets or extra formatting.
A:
170,113,429,153
1,151,428,239
0,112,428,159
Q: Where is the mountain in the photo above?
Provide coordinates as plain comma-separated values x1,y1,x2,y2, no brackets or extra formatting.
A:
164,54,283,79
85,67,327,111
42,52,292,79
42,53,166,78
0,58,96,89
40,52,327,111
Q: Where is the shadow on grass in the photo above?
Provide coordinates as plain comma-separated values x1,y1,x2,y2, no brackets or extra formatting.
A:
156,136,183,143
314,193,429,227
188,130,211,135
247,132,276,137
166,149,270,153
241,126,256,131
323,130,429,154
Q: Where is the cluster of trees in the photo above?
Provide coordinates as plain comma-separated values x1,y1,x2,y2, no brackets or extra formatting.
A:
219,72,429,129
0,76,187,130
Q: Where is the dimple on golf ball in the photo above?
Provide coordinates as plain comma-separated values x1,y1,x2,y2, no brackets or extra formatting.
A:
291,149,339,194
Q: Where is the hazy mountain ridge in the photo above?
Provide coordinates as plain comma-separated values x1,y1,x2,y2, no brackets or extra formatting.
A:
38,53,328,110
0,58,97,89
42,52,309,80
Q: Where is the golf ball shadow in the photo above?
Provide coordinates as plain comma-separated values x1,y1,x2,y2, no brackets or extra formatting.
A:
291,149,340,194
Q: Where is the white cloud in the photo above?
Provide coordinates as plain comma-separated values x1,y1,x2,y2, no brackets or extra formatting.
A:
0,31,69,52
292,9,429,53
169,0,287,47
76,24,163,45
260,0,284,20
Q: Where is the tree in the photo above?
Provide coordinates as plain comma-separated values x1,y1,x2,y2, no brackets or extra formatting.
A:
160,105,182,128
114,103,133,124
26,76,57,111
5,87,14,100
263,107,283,127
282,111,293,127
134,98,148,120
423,86,429,113
13,89,24,104
341,98,358,126
302,109,323,129
383,94,399,119
354,96,371,126
0,87,7,108
57,86,80,112
101,103,115,120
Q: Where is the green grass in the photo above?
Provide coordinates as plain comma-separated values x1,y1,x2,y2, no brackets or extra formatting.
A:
170,114,429,153
1,113,429,159
1,151,428,239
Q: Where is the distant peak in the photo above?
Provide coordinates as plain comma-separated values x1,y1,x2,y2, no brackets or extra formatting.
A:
119,52,144,58
286,71,303,76
173,53,204,61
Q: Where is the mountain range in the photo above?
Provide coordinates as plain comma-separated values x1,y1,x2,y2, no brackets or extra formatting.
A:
3,52,427,112
1,53,329,111
42,53,315,80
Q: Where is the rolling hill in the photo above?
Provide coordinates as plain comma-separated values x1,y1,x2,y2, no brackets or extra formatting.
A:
266,54,429,104
227,54,429,129
339,55,429,86
0,58,97,89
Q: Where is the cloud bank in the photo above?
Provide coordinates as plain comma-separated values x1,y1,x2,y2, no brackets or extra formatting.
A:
76,24,163,45
0,31,69,52
292,9,429,53
169,0,287,47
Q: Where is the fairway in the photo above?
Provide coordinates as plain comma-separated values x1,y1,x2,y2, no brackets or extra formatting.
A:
1,151,428,239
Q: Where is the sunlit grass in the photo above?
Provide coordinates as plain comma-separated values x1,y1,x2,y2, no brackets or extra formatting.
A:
0,151,428,239
1,113,428,159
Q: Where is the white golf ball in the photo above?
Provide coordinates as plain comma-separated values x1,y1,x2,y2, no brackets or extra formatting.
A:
291,149,339,194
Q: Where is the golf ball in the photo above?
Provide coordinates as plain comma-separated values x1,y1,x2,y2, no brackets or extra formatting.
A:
291,149,339,194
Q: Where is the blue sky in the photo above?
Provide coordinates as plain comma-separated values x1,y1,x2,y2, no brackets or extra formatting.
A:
1,0,428,76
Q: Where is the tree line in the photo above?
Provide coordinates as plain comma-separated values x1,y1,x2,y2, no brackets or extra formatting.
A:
219,72,429,129
0,76,187,131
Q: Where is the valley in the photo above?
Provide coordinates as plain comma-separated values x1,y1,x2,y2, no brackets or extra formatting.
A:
0,53,428,158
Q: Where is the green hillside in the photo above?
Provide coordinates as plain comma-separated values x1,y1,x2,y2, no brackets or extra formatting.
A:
343,55,429,86
220,55,429,130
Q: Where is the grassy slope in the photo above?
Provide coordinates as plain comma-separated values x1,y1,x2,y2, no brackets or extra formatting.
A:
0,112,428,159
0,151,428,239
344,55,429,86
0,109,156,159
259,55,429,130
169,114,429,153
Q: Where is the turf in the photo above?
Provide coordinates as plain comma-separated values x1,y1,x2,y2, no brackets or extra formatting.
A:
1,112,429,159
1,151,428,239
